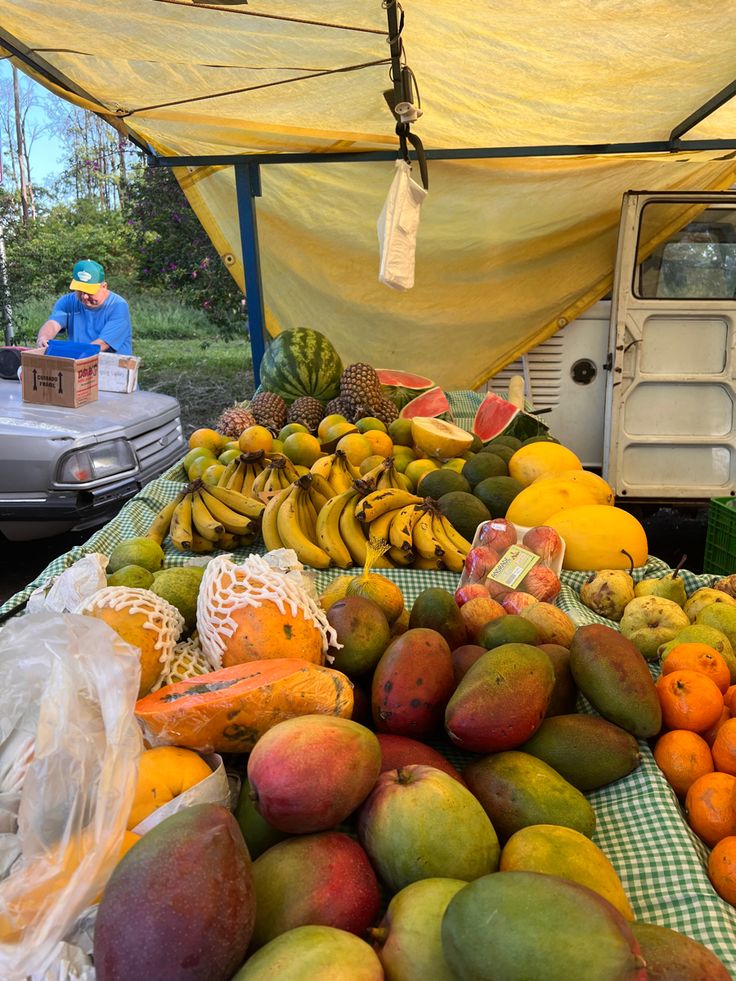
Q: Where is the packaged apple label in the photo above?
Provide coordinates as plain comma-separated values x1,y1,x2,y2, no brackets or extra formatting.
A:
487,544,540,589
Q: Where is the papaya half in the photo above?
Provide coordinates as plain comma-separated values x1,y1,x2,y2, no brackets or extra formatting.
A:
135,658,354,754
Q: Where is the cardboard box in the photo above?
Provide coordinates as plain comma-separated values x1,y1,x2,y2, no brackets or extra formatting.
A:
98,352,140,393
21,348,98,408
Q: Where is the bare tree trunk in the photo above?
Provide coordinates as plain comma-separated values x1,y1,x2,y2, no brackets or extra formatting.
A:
12,66,29,223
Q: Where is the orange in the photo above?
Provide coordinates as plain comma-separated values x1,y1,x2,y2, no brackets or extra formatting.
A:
726,685,736,714
363,429,394,458
653,729,714,800
661,643,731,694
708,836,736,907
238,425,273,455
282,432,323,468
128,746,213,829
655,669,724,733
712,718,736,776
189,427,227,453
336,432,373,467
702,706,731,748
685,771,736,847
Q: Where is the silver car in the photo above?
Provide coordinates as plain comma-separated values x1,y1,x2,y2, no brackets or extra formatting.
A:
0,374,186,541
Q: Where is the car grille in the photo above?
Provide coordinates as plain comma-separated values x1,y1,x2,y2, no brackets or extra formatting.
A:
131,416,186,474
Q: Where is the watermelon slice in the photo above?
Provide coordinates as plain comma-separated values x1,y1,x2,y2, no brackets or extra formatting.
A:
399,386,451,420
473,392,550,443
377,368,435,411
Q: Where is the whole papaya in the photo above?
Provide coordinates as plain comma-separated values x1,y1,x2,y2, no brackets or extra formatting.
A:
94,803,255,981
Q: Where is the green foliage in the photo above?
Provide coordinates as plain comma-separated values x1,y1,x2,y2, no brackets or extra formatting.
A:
124,167,245,334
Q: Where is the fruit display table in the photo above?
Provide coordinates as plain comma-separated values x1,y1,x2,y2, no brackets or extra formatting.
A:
1,394,736,973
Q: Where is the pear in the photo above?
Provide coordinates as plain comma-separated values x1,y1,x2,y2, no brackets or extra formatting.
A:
714,575,736,599
580,570,634,622
696,604,736,663
634,556,687,607
683,587,736,623
619,595,690,661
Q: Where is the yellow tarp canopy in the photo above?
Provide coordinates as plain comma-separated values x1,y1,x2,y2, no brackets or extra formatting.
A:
3,1,736,387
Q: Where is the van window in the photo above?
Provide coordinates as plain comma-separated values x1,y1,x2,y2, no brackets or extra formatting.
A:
636,203,736,300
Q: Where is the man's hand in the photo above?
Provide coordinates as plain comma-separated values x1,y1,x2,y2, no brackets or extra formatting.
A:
36,320,62,350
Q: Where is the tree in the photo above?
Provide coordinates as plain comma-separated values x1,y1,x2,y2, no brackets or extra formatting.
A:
124,165,246,333
0,67,49,221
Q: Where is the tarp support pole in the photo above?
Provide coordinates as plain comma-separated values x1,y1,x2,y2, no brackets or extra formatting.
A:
669,78,736,144
234,161,266,388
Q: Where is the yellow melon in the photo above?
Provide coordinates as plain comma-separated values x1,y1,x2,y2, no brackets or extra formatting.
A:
508,443,583,487
533,469,614,505
506,478,601,527
545,505,648,571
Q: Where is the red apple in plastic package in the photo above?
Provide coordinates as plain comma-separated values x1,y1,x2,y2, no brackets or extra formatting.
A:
477,519,517,552
519,565,561,603
454,583,490,607
463,545,499,583
522,526,563,566
459,595,506,643
500,590,539,615
486,577,512,600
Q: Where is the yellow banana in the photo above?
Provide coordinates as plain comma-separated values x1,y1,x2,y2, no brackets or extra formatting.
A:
309,472,338,507
387,544,414,566
310,453,336,481
217,530,244,551
225,459,247,493
315,490,354,569
430,512,465,573
204,482,266,519
389,502,423,553
250,466,274,502
218,458,240,488
268,452,300,483
261,485,291,552
199,487,255,535
435,512,473,555
147,492,185,544
276,483,331,569
412,507,445,561
169,493,194,552
367,505,405,545
356,487,423,524
191,491,225,542
297,484,319,540
338,491,370,566
190,528,216,553
330,451,361,493
413,554,443,570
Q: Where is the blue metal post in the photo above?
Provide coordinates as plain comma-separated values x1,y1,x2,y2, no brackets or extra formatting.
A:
234,162,267,388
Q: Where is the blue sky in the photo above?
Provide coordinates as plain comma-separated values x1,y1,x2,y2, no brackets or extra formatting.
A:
0,60,63,186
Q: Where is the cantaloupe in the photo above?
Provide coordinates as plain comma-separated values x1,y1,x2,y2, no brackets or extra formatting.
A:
533,469,614,505
544,505,648,571
506,478,602,527
508,443,582,487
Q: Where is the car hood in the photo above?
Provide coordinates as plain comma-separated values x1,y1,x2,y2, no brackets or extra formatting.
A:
0,379,179,440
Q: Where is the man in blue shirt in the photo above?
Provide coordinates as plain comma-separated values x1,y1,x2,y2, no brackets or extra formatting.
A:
36,259,133,356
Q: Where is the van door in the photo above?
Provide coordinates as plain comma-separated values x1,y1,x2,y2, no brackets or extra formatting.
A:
603,190,736,501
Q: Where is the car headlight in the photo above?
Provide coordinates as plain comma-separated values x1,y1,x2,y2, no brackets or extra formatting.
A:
56,439,137,484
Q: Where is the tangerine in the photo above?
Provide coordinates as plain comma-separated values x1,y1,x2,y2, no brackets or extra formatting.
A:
701,706,731,747
655,669,724,733
708,836,736,907
661,643,731,694
685,771,736,847
652,729,714,800
711,718,736,775
726,685,736,714
188,427,227,453
362,429,394,458
238,425,274,455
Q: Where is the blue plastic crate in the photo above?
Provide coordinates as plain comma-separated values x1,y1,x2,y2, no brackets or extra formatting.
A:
45,340,100,360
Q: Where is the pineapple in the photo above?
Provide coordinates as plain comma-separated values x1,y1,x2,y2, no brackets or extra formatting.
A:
340,363,382,406
286,395,325,433
215,402,256,439
250,391,287,432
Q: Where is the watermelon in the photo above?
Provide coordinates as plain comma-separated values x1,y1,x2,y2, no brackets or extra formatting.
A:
257,328,343,405
377,368,435,411
472,392,549,443
399,386,451,420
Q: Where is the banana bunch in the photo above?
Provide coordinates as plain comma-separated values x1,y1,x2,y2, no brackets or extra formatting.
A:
261,474,337,569
147,479,266,554
250,454,300,503
218,450,268,496
360,456,410,491
355,488,473,573
310,449,362,494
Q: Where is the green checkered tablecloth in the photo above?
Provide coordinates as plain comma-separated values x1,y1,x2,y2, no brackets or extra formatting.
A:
2,392,736,973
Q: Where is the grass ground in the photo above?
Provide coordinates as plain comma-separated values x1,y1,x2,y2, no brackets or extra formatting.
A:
13,291,254,437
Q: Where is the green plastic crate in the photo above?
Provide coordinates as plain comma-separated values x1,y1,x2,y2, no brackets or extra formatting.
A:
704,497,736,576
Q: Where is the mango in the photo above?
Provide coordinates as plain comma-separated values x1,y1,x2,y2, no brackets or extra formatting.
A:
234,778,289,859
377,733,466,785
249,832,381,951
358,764,499,893
94,803,255,981
569,624,662,738
247,714,381,834
519,714,642,791
630,921,732,980
441,872,647,981
445,643,555,752
370,877,466,980
538,643,578,716
500,824,634,920
463,750,596,842
409,587,468,649
234,925,384,979
371,628,455,737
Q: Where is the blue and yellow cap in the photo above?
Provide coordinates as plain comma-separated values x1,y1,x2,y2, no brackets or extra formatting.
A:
70,259,105,294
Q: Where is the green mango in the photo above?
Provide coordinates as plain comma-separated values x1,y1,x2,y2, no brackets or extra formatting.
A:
233,925,383,979
630,921,731,980
441,871,646,981
519,714,642,791
234,779,288,859
463,750,596,843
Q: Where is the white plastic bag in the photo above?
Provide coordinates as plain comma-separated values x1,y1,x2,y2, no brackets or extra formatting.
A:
25,555,108,616
0,613,142,981
377,158,428,291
